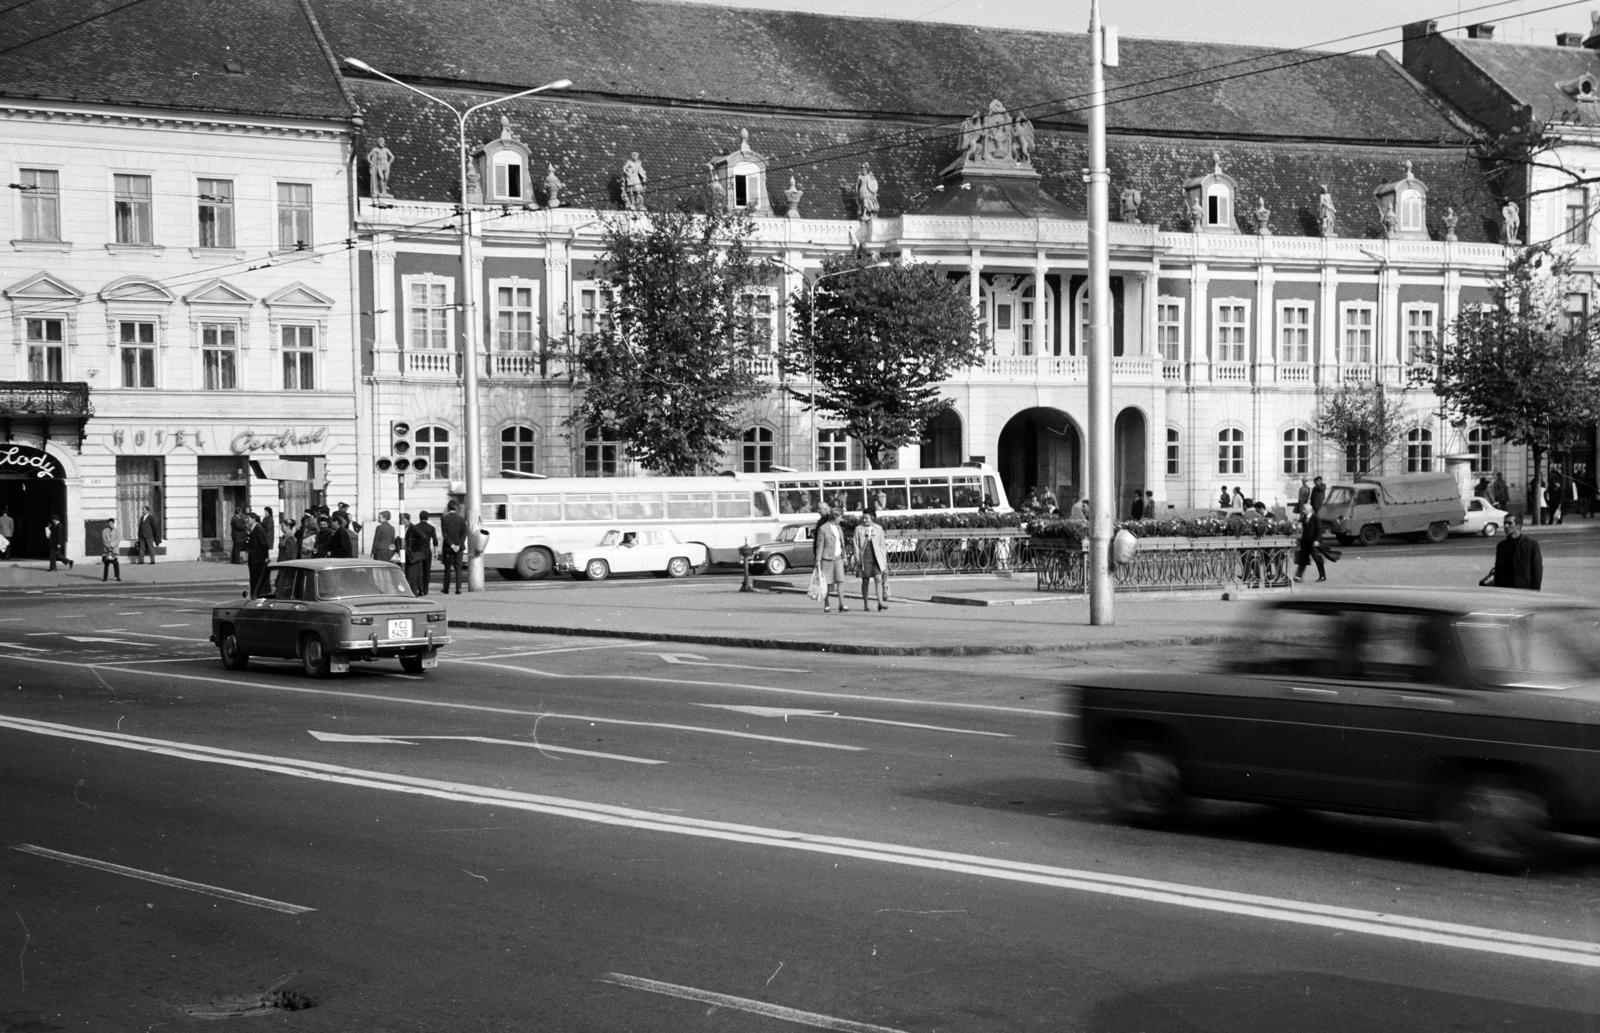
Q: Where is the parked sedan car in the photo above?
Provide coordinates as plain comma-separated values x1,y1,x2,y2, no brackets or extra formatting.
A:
556,528,708,581
1452,496,1509,537
749,522,816,575
210,558,450,677
1064,588,1600,870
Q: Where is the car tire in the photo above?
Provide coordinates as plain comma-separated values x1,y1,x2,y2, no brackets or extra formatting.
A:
1104,735,1186,829
513,546,555,581
399,654,427,675
299,633,332,678
1425,521,1449,543
666,556,692,578
1480,523,1498,538
218,625,249,671
765,554,788,576
1357,524,1383,546
584,558,610,582
1436,770,1550,872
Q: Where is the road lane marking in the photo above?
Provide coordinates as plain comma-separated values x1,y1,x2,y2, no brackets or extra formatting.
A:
599,973,907,1033
469,642,655,660
0,642,48,652
648,651,810,673
3,714,1599,969
306,730,665,765
0,655,865,751
11,843,314,915
695,703,1013,738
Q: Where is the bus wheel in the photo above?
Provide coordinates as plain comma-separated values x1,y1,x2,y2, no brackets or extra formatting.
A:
513,546,554,580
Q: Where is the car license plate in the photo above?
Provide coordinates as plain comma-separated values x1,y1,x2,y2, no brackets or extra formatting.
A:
388,618,413,639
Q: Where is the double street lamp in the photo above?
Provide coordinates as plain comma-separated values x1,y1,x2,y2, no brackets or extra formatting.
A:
344,57,570,591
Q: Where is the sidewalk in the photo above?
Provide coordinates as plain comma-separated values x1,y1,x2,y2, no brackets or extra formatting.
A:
2,520,1595,656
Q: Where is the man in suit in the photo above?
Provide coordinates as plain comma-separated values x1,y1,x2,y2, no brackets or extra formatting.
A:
404,511,438,595
439,500,468,594
136,505,161,564
1484,515,1543,590
245,511,273,596
370,511,397,562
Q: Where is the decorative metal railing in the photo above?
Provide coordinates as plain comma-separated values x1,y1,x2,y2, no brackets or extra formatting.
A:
1031,537,1294,592
841,529,1036,576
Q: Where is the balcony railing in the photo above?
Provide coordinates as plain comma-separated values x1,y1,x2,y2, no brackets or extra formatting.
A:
405,349,459,378
0,381,91,418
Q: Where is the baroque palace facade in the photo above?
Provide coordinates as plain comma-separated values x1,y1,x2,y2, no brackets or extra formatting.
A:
4,1,1598,557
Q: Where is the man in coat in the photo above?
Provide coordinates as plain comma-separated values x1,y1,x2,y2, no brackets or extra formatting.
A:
1309,475,1327,514
404,511,437,595
370,511,397,562
438,500,468,594
229,508,250,563
245,511,273,596
1484,515,1543,590
136,505,161,564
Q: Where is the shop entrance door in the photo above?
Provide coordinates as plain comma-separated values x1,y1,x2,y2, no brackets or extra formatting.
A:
199,486,249,558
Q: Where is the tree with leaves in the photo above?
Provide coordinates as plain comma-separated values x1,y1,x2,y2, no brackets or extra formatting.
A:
781,254,980,469
569,207,768,475
1313,382,1414,477
1409,243,1600,501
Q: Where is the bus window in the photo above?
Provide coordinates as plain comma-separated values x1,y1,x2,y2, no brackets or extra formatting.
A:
779,482,821,515
822,480,866,513
483,494,510,521
666,492,713,519
952,475,982,509
867,478,908,512
751,491,774,517
716,491,751,518
910,476,951,510
563,494,615,521
615,492,665,520
510,497,561,522
982,475,1003,507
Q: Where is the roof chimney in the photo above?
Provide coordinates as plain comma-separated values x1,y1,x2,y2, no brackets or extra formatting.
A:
1586,10,1600,49
1559,31,1586,47
1467,23,1496,40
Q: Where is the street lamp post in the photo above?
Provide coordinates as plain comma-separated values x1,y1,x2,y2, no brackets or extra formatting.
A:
803,262,888,470
344,58,570,592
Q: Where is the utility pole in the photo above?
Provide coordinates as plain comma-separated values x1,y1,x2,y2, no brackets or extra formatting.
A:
1086,0,1116,624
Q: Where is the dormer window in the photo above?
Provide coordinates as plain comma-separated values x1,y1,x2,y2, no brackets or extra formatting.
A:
473,119,533,206
707,130,773,216
492,151,526,202
1373,162,1429,240
1181,153,1239,234
1206,184,1232,228
1397,187,1424,231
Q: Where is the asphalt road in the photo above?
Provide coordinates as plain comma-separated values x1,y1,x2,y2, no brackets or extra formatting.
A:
2,564,1600,1031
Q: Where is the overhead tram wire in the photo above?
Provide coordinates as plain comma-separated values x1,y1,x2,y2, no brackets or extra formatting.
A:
0,0,162,59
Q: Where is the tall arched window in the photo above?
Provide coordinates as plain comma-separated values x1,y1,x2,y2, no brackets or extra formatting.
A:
1282,426,1310,476
500,425,538,476
1217,427,1244,475
1406,426,1434,472
741,426,774,473
1398,188,1425,231
414,426,451,480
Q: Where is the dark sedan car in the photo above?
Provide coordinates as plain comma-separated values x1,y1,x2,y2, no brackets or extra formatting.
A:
749,522,817,576
211,559,450,677
1065,588,1600,870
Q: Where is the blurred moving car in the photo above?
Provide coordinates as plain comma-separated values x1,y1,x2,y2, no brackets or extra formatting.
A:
1064,588,1600,871
749,522,816,575
1453,496,1509,537
556,527,707,581
210,558,449,676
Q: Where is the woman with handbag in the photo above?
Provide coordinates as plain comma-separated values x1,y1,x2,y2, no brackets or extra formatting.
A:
816,510,847,613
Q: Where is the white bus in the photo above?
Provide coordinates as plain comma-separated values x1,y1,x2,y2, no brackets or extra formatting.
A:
467,475,783,580
765,464,1012,523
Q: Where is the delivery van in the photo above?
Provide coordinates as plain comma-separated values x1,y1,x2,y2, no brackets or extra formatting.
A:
1320,472,1465,545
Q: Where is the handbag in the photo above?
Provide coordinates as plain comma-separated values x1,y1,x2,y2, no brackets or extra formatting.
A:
805,566,823,601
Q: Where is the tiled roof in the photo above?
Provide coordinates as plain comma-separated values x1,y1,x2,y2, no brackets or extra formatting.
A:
1448,38,1600,127
351,81,1502,242
0,0,349,120
313,0,1467,143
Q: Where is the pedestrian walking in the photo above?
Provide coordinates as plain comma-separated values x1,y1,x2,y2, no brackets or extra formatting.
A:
229,507,249,564
45,515,72,571
1480,515,1542,590
1230,486,1246,513
99,518,122,582
853,509,890,611
816,510,846,613
135,505,161,563
1295,477,1312,516
245,511,272,596
1293,509,1327,583
402,512,434,595
1309,475,1327,513
0,506,13,559
371,510,397,562
439,500,468,594
1491,471,1510,510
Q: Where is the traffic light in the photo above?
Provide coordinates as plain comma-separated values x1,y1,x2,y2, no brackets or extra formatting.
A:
377,420,412,473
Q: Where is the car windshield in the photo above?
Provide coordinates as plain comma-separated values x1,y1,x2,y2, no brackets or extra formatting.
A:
316,565,415,600
1455,609,1600,687
779,525,804,542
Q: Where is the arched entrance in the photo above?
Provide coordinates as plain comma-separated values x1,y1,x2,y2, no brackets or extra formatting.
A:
998,407,1080,508
920,409,962,468
1114,407,1148,518
0,444,68,558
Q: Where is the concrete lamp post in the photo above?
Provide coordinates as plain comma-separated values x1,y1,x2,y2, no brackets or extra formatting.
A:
343,57,570,592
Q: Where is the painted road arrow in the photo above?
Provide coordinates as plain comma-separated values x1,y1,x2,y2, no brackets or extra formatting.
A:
647,652,809,673
695,704,1012,738
307,730,663,764
63,636,151,646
